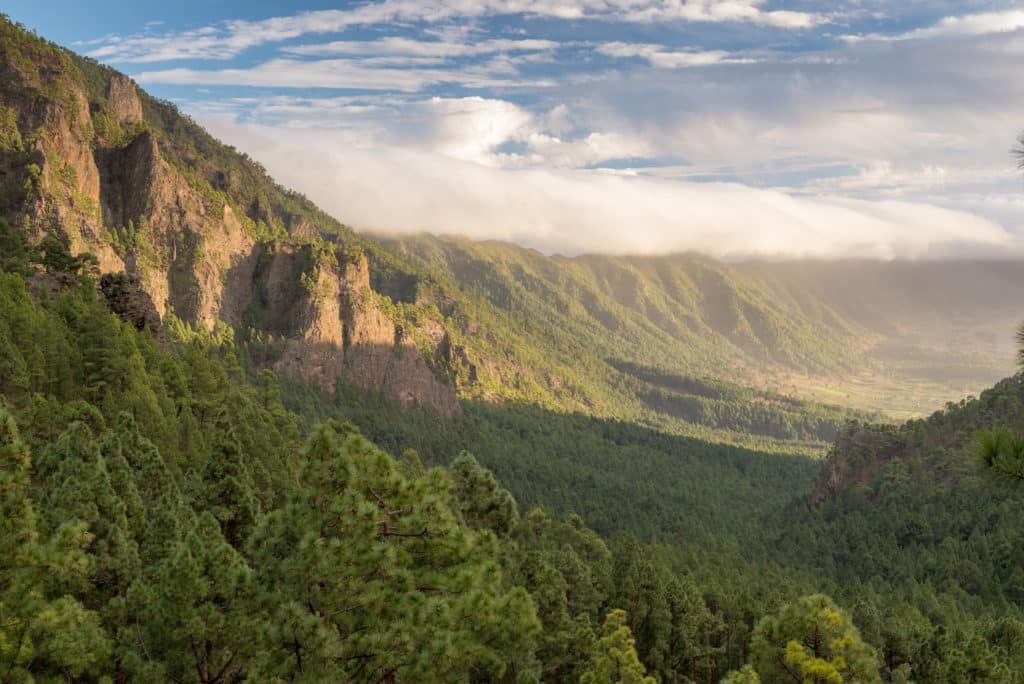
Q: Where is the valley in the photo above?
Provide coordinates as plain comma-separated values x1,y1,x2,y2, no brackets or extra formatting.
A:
2,11,1024,683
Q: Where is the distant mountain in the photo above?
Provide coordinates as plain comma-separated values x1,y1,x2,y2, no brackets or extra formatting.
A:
377,234,1022,415
0,14,1020,440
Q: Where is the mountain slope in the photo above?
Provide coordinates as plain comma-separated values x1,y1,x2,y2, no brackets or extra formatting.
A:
0,16,870,445
0,17,463,412
1,14,1020,437
377,234,1023,415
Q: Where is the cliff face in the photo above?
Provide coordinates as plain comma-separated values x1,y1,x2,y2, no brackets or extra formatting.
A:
264,247,458,412
0,18,459,414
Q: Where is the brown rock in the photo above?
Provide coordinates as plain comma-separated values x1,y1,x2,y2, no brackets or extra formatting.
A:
105,74,143,125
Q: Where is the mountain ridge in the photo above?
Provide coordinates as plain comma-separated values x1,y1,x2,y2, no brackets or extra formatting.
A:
1,13,1020,429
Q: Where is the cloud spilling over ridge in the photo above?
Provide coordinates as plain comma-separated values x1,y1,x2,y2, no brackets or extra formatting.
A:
202,118,1016,259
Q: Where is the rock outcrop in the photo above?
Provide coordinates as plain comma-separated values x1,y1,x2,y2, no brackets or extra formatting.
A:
264,246,459,412
99,273,161,334
0,28,463,414
105,74,143,125
96,131,257,326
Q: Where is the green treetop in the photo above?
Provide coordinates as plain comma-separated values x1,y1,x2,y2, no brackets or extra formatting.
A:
581,609,656,684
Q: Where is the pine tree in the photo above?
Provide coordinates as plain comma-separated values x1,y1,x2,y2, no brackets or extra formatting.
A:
0,412,111,681
721,664,761,683
746,593,881,684
248,424,540,682
449,450,518,536
580,609,656,684
127,512,259,683
199,421,260,548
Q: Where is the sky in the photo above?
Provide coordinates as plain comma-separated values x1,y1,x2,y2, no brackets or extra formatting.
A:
8,0,1024,258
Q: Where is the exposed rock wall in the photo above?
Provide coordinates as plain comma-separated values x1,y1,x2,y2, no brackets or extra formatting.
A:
105,74,143,124
1,42,461,414
95,130,259,326
270,249,459,412
339,255,459,412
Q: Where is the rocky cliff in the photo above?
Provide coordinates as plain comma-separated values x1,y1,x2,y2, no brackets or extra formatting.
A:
0,17,459,413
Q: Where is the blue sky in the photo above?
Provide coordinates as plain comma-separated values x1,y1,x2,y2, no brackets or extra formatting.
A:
8,0,1024,257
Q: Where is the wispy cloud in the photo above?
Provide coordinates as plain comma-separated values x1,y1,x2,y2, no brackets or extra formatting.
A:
135,59,553,91
283,37,560,59
844,8,1024,42
615,0,826,28
89,1,828,63
596,42,753,68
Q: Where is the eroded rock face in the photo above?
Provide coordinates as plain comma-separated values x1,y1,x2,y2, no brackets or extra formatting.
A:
341,256,459,413
270,251,459,414
105,74,143,125
3,58,462,414
96,131,256,326
25,83,123,275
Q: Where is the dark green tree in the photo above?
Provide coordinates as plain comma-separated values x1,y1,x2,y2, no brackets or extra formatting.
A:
248,425,540,682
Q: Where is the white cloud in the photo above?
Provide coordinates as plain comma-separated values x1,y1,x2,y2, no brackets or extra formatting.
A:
187,94,652,169
199,118,1016,259
845,8,1024,42
84,0,1024,260
596,42,751,67
404,97,535,164
89,1,827,63
283,37,560,58
616,0,826,28
134,59,552,91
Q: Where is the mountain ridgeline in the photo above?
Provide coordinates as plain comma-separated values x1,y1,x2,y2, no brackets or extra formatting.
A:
6,13,1024,683
1,15,1021,441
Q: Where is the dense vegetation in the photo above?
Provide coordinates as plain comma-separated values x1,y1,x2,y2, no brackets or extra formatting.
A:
376,235,1019,416
3,221,1024,681
5,14,1024,682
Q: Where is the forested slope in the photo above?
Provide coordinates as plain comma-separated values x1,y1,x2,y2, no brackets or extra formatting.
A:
6,13,1024,682
0,14,887,447
379,234,1023,415
2,13,1019,439
5,222,1024,681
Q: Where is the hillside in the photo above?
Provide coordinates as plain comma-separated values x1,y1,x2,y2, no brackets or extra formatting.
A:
1,14,1019,446
6,12,1024,682
378,234,1022,417
5,212,1024,681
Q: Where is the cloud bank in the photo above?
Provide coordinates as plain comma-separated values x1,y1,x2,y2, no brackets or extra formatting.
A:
64,0,1024,259
203,119,1016,259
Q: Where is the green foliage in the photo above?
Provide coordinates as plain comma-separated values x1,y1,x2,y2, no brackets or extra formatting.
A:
449,450,519,535
3,15,1024,682
0,412,111,681
721,665,762,684
580,609,656,684
248,424,540,681
0,105,22,153
1,225,1024,679
746,594,880,684
975,427,1024,482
